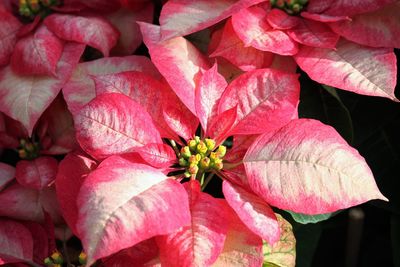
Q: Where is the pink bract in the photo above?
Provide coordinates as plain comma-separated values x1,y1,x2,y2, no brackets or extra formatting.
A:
0,42,84,135
76,156,191,264
159,0,265,40
11,25,64,76
55,151,97,237
0,219,33,264
75,93,162,160
63,55,160,115
156,181,229,267
44,14,119,57
15,156,58,190
244,119,388,214
0,162,15,191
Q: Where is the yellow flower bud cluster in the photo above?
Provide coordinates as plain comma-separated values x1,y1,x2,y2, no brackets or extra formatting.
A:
79,251,87,265
270,0,308,15
18,139,40,160
44,251,63,267
178,136,226,178
19,0,59,18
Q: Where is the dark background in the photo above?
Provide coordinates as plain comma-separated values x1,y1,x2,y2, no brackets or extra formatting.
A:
293,49,400,267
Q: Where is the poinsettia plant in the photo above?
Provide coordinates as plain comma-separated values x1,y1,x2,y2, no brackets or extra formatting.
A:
0,0,398,266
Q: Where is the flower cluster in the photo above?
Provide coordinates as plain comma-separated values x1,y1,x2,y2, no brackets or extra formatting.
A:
0,0,398,266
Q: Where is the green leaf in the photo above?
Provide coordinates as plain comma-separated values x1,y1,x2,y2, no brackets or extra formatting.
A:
287,210,338,224
263,263,281,267
263,214,296,267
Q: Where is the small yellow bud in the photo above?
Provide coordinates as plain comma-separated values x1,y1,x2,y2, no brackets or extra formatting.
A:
276,0,285,8
211,157,223,170
79,251,87,265
195,153,201,162
199,157,210,169
196,141,208,154
44,257,53,266
292,3,301,13
179,158,188,167
214,161,223,170
210,152,217,160
204,139,216,151
180,146,191,158
213,157,222,164
188,155,196,164
50,251,63,264
28,0,40,12
25,142,35,152
189,164,199,175
40,0,51,6
216,145,226,158
189,154,201,164
18,149,27,159
188,139,198,151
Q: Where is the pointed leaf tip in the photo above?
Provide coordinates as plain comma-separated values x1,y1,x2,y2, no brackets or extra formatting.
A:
195,63,227,133
140,22,210,115
294,39,398,101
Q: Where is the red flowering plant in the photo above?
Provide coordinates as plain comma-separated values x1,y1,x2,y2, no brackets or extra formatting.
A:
0,0,398,266
159,0,399,100
0,99,75,266
0,0,154,136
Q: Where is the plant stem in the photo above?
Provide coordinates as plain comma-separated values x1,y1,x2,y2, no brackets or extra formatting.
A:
201,173,215,191
169,139,180,156
26,260,43,267
199,172,205,185
63,228,72,267
223,161,242,170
